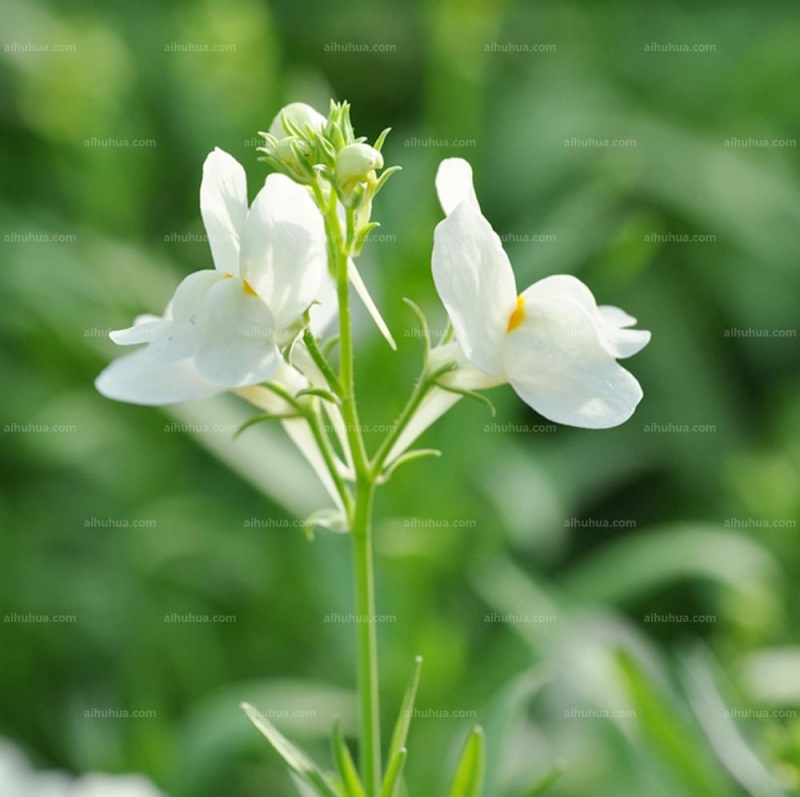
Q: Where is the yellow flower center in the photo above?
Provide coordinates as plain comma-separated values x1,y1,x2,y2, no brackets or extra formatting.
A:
507,295,526,332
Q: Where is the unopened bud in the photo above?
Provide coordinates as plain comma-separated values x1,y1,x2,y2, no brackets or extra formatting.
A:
335,144,384,192
268,102,326,140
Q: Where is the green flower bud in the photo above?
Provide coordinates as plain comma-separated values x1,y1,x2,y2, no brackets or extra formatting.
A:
335,143,384,193
268,102,326,140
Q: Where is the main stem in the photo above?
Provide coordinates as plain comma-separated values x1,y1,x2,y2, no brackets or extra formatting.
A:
323,191,382,795
351,477,380,796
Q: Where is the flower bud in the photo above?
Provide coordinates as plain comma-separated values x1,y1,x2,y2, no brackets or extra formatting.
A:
335,143,384,192
268,102,326,140
272,136,311,176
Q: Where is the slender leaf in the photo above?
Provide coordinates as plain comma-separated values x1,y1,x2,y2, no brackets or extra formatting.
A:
447,726,485,797
331,718,367,797
387,656,424,766
241,703,339,797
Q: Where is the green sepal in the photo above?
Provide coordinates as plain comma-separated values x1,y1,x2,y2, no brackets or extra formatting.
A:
401,298,432,360
373,127,392,153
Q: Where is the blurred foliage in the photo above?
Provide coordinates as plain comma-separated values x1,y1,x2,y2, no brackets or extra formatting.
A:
1,0,799,795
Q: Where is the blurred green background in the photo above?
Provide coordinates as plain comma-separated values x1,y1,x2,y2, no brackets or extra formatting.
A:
1,0,799,795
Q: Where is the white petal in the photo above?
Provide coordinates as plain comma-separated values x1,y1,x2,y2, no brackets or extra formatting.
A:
241,174,326,330
146,270,227,362
235,359,309,414
348,259,396,350
435,157,480,216
95,350,221,405
522,275,651,359
432,203,517,376
109,319,170,346
200,148,248,276
503,296,644,429
194,278,281,387
599,305,637,328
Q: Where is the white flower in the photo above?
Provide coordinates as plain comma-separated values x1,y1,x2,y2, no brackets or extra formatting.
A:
430,158,650,429
0,739,165,797
96,148,329,405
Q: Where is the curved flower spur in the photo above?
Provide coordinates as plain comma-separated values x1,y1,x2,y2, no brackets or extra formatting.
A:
94,101,650,797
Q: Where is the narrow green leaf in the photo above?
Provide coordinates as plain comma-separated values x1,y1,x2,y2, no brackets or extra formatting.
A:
234,412,300,440
520,759,567,796
331,719,367,797
379,449,442,483
296,388,340,405
436,383,496,417
401,298,431,359
387,656,423,767
447,726,485,797
379,748,408,797
241,703,339,797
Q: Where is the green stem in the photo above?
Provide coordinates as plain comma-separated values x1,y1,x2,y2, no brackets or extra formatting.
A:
351,477,381,796
317,183,381,794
